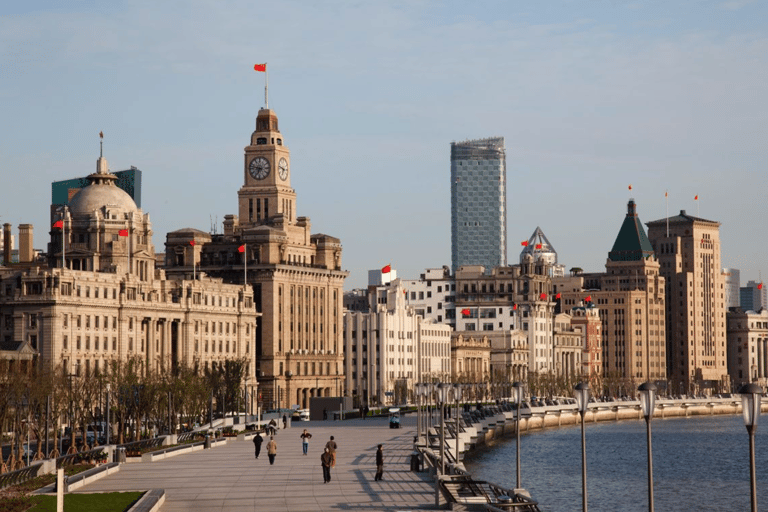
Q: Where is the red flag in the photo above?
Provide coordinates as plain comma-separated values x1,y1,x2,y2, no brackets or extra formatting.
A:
513,303,518,310
189,240,195,246
521,241,528,247
585,295,592,302
665,191,668,198
758,283,763,290
118,229,129,237
535,244,542,249
381,264,391,274
556,292,561,299
694,195,698,200
628,184,632,191
52,220,63,229
461,309,470,316
540,293,547,300
254,63,266,72
238,245,246,253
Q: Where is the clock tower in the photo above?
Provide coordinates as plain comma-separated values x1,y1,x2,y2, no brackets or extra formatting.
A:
238,108,296,229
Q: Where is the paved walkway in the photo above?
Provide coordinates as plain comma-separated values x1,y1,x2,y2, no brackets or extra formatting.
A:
75,415,441,511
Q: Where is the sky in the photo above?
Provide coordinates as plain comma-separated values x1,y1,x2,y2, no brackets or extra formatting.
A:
1,0,766,290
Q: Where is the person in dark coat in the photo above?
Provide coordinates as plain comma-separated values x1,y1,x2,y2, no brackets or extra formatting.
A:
375,444,384,481
321,447,333,483
282,414,288,429
252,431,263,459
325,436,337,467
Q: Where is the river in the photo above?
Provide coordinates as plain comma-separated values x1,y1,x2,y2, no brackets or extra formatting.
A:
464,414,767,512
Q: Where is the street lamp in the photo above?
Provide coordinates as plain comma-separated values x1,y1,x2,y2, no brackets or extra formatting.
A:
437,383,450,475
415,383,424,440
739,383,763,512
512,381,525,490
575,382,590,512
453,383,463,465
638,382,657,512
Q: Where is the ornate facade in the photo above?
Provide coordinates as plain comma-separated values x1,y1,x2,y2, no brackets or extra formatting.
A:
164,108,347,410
0,157,257,377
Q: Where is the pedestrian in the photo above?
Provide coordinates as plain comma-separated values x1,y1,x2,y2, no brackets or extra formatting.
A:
300,429,312,455
323,408,328,420
266,436,277,465
374,444,384,481
321,447,333,483
282,414,288,429
325,435,337,468
252,431,263,459
268,419,277,436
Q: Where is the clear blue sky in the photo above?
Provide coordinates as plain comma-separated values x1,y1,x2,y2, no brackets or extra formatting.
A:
1,0,766,290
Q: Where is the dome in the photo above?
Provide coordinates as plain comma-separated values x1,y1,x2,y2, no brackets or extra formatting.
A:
69,182,138,215
69,156,138,215
519,226,557,266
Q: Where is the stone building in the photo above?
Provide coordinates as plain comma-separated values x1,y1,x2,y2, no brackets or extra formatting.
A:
556,200,666,386
343,278,451,405
727,308,768,388
647,209,728,391
0,156,258,378
451,333,492,382
163,108,347,410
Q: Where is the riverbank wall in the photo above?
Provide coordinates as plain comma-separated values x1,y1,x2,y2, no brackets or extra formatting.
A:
457,397,766,461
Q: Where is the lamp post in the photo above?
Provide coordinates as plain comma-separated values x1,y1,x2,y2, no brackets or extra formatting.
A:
106,383,111,445
638,382,657,512
285,371,293,410
415,383,423,441
437,383,450,475
453,383,463,465
739,383,763,512
512,381,524,490
575,382,590,512
68,362,79,451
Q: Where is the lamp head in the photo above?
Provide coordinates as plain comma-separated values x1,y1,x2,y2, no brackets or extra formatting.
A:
574,382,590,414
637,381,657,419
512,381,524,405
738,383,763,428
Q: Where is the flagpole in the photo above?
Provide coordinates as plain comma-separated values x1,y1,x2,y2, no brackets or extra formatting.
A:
665,191,669,238
265,65,268,109
244,243,247,285
62,218,66,269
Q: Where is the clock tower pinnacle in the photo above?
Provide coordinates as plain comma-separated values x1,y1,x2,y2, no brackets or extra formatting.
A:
238,108,296,229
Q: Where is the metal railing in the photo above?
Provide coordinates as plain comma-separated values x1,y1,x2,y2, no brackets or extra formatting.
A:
0,461,44,490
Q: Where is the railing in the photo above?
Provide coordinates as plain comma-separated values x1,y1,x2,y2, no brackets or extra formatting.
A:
176,431,200,443
118,437,166,457
0,461,44,490
56,447,107,468
440,477,542,511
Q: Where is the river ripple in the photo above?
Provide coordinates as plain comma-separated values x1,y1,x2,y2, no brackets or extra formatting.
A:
464,414,767,512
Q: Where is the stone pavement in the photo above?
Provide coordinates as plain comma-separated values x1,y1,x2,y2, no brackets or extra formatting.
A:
75,415,441,511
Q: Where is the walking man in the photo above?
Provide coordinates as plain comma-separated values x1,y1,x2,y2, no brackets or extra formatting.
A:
325,436,337,468
266,436,277,465
252,431,263,459
374,444,384,481
300,429,312,455
321,447,333,483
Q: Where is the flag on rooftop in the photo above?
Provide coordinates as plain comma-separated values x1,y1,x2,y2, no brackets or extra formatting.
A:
381,264,391,274
254,63,266,72
52,220,63,229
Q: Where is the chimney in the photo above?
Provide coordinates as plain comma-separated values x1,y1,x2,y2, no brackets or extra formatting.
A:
18,224,33,263
3,223,11,264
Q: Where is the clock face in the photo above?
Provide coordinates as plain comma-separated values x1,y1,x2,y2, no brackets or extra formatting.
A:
278,158,288,180
249,157,270,180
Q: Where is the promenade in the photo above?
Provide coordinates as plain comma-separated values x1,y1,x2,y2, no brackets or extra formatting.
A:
74,415,441,512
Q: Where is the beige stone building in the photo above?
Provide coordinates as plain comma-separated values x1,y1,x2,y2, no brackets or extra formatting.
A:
0,158,258,378
726,308,768,388
556,200,666,388
163,108,347,410
647,209,728,392
451,333,491,382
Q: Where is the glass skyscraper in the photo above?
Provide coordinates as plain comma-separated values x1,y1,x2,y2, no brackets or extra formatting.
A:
450,137,506,273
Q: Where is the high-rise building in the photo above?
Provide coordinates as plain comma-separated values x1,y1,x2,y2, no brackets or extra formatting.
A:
726,308,768,388
164,107,348,411
740,280,766,312
722,268,741,309
646,209,728,392
450,137,506,273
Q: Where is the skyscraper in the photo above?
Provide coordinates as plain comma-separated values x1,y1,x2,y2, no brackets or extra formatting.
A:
740,280,767,311
450,137,506,273
722,268,741,309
